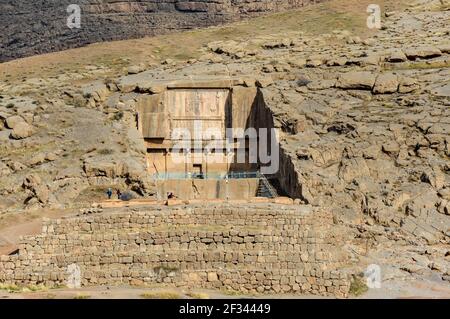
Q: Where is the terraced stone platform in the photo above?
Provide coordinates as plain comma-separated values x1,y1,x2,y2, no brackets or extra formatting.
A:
0,203,351,297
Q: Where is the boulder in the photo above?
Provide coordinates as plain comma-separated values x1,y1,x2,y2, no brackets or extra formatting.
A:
0,162,11,177
421,167,445,190
428,123,450,135
336,71,376,90
382,141,400,157
386,49,407,63
398,76,420,93
82,83,110,102
437,200,450,215
306,55,326,67
127,64,146,75
256,76,274,88
45,152,58,161
404,46,442,60
438,188,450,200
288,58,307,68
23,174,49,204
438,44,450,54
0,112,8,130
363,144,380,159
338,157,370,183
83,157,126,178
359,54,381,66
326,57,348,66
292,115,308,134
28,152,46,166
207,40,246,58
8,161,27,172
10,122,34,139
5,115,25,129
119,192,134,201
137,82,167,94
207,272,219,282
373,73,399,94
306,79,336,91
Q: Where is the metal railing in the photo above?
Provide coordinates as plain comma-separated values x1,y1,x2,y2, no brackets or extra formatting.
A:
153,170,278,199
151,171,262,180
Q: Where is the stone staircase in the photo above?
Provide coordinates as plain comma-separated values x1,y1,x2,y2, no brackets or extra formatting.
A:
256,175,278,198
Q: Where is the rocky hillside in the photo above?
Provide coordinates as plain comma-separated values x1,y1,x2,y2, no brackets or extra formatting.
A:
0,0,325,62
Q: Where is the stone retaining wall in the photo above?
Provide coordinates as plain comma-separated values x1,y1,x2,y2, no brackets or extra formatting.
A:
0,204,351,297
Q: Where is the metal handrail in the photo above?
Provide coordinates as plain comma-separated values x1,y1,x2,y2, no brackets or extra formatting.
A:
151,171,263,180
152,170,278,199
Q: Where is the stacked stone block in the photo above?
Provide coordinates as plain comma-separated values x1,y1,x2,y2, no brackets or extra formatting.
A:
0,204,350,297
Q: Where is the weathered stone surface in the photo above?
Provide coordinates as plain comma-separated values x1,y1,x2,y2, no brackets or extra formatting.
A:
10,122,34,139
398,76,420,93
404,46,442,60
5,116,25,129
307,80,336,91
373,73,399,94
0,162,11,177
338,158,370,183
127,64,146,75
256,77,274,88
23,174,49,204
430,83,450,97
336,72,376,90
82,83,110,103
0,205,351,298
83,156,127,178
386,49,408,62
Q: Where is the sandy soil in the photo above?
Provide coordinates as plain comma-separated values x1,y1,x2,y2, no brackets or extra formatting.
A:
1,278,449,299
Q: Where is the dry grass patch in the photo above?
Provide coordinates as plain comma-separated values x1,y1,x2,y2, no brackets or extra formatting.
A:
186,291,210,299
140,290,181,299
349,275,369,297
0,283,48,293
0,284,21,293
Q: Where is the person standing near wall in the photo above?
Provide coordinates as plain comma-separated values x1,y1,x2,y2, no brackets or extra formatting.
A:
106,188,113,200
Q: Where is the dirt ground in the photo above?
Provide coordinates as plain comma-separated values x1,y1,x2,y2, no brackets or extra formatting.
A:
1,277,449,299
0,208,77,255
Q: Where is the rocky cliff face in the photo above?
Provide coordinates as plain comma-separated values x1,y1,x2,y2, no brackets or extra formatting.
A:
0,0,320,62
